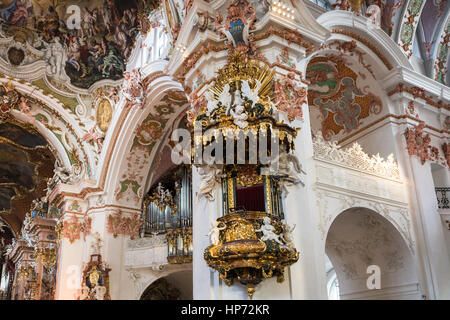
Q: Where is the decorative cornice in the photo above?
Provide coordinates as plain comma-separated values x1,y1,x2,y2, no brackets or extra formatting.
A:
313,131,402,181
331,28,393,70
388,83,450,111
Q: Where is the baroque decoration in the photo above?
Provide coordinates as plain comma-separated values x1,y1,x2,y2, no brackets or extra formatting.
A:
307,55,382,140
79,254,111,300
313,131,402,180
398,0,425,58
107,210,142,240
115,91,188,205
204,212,298,299
0,0,449,303
404,121,447,166
189,30,302,296
62,215,92,244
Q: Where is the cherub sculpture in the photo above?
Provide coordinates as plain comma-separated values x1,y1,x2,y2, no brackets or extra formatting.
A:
208,221,226,246
79,284,90,300
219,84,232,115
82,125,104,150
95,285,107,300
197,165,222,201
205,90,218,116
280,220,296,249
230,104,249,129
255,217,283,245
122,69,145,108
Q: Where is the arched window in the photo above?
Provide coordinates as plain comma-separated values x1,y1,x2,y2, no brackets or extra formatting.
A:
325,255,340,300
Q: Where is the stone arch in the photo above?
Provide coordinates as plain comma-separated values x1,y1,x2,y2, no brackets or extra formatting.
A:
0,78,91,172
100,75,190,208
139,268,193,300
325,207,421,299
315,10,413,71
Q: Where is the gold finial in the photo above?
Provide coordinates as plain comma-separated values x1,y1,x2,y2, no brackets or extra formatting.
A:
247,284,255,300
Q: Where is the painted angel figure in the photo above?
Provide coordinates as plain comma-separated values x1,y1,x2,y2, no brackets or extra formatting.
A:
208,221,226,246
0,219,6,233
255,217,283,245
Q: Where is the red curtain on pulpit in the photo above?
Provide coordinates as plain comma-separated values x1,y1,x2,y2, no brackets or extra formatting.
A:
235,184,265,212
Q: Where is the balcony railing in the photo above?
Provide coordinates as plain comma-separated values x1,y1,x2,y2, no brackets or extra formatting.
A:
436,188,450,209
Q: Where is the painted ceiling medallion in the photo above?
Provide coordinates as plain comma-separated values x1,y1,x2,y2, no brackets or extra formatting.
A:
7,47,25,66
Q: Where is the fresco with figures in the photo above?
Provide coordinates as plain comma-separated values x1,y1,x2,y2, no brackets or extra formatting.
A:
0,0,159,88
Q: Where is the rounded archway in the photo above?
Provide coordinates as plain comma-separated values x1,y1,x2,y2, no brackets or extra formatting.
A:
325,207,421,300
140,270,193,300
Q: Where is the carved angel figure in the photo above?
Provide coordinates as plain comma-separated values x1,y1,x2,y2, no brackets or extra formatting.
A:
230,104,248,129
79,284,90,300
122,69,145,108
278,150,306,185
95,286,107,300
197,165,222,201
219,84,232,115
280,220,296,249
82,125,104,150
366,5,381,28
208,221,226,246
52,160,74,185
205,90,218,116
255,217,283,245
241,80,261,109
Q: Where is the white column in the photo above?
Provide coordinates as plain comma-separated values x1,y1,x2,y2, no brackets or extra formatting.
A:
408,158,450,299
192,166,219,299
283,113,328,300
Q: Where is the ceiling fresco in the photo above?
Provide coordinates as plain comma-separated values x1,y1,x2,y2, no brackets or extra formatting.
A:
307,55,383,141
0,120,55,234
0,0,160,88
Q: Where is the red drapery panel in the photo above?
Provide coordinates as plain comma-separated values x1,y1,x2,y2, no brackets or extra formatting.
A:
235,184,265,212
